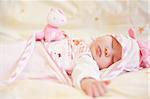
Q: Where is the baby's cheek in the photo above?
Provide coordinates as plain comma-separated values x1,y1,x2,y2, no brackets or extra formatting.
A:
95,58,103,69
99,58,112,69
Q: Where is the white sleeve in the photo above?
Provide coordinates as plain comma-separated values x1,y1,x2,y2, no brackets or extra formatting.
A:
71,55,100,89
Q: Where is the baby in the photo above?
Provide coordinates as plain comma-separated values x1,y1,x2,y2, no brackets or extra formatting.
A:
34,9,149,97
37,28,149,97
80,35,122,97
81,35,122,96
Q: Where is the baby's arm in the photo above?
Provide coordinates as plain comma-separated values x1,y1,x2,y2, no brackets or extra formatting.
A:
71,55,109,97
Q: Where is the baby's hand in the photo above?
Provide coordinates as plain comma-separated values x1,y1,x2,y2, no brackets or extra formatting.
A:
81,78,110,97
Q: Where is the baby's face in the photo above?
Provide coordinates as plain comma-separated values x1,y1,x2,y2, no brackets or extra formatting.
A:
90,35,122,70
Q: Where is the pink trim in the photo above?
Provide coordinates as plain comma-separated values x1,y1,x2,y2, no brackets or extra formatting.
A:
128,28,150,68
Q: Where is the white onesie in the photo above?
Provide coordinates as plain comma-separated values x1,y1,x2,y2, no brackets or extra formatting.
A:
45,38,100,88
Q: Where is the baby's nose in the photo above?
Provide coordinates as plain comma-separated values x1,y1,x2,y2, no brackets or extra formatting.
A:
105,48,112,57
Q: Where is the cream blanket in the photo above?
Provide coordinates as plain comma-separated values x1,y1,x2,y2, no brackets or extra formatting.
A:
0,1,149,99
0,41,149,99
0,69,149,99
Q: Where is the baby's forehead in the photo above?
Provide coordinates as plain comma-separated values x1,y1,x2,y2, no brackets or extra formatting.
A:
96,35,112,41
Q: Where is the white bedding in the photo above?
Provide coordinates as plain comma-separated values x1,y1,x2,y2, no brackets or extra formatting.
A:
0,40,149,99
0,69,149,99
0,1,149,99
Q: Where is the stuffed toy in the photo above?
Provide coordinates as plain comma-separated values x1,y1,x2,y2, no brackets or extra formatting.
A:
36,8,67,42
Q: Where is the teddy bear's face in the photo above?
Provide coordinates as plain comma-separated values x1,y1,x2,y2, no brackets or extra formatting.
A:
47,8,67,27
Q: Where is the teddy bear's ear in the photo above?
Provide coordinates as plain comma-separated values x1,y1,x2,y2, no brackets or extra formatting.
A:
47,8,67,26
57,9,65,15
48,8,55,15
49,8,65,16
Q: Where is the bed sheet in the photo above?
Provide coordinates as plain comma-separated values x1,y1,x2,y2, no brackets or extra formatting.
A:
0,40,149,99
0,68,149,99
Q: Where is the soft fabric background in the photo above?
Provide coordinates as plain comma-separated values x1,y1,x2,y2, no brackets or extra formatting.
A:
0,0,149,99
0,0,149,40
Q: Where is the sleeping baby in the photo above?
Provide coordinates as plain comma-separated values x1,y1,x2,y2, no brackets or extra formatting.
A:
35,9,150,97
36,28,150,97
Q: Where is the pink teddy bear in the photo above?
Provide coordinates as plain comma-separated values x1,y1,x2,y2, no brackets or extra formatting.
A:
36,8,67,42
